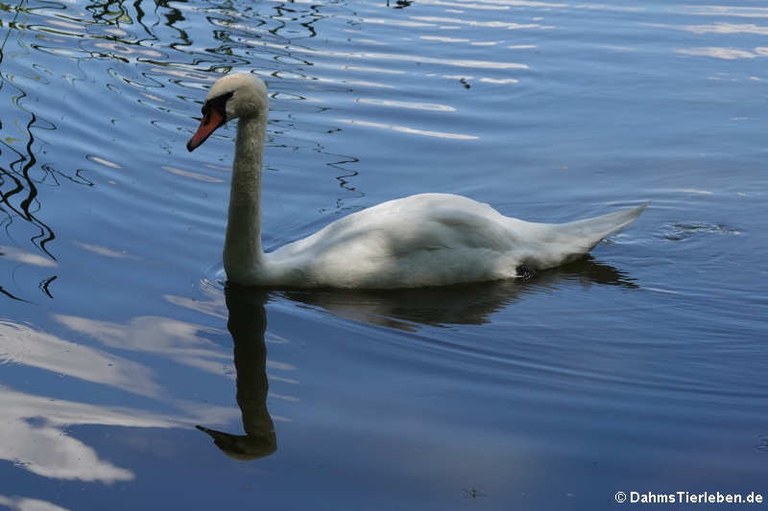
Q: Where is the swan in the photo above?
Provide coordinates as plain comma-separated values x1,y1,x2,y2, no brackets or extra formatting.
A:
187,72,645,289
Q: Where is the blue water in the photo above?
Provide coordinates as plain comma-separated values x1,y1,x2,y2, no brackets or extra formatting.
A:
1,1,767,509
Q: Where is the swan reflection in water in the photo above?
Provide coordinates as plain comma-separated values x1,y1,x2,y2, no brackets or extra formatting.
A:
196,285,276,461
196,255,635,459
283,255,637,330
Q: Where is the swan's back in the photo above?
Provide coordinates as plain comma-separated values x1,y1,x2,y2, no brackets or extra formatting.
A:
256,194,645,288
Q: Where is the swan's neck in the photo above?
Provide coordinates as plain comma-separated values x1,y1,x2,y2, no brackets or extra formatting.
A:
224,114,267,283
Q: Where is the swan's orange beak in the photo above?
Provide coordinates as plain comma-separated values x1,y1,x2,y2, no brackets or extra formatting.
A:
187,108,226,152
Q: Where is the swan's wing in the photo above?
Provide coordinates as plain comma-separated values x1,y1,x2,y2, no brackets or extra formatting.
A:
264,194,524,287
274,193,515,257
264,194,645,288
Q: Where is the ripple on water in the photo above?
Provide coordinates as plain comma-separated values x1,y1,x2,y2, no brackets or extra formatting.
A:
660,221,743,241
2,0,768,507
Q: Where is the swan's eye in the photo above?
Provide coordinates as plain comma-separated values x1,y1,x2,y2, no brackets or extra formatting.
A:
202,91,234,115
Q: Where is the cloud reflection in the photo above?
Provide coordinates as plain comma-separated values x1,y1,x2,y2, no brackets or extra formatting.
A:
0,386,179,483
0,246,57,269
0,320,158,396
682,23,768,35
338,118,478,140
0,315,240,483
256,40,529,70
54,315,229,375
681,5,768,18
676,47,767,59
0,494,71,511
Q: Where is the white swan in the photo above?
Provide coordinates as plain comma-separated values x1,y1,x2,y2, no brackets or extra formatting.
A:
187,73,645,289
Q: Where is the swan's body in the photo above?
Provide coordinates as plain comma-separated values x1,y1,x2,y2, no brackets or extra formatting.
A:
188,73,645,289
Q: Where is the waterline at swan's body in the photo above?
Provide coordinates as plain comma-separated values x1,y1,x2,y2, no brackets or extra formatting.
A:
228,192,644,288
187,73,646,289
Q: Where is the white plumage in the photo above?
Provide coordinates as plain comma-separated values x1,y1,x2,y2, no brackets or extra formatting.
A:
187,73,645,289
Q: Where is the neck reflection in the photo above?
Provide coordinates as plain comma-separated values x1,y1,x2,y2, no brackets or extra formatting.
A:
196,284,276,461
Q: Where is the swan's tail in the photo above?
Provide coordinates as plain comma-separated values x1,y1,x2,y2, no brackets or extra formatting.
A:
561,203,647,249
526,203,647,268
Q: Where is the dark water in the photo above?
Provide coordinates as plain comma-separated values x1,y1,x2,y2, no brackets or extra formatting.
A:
1,0,767,509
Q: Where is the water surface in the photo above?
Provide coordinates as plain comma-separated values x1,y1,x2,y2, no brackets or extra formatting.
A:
1,0,767,509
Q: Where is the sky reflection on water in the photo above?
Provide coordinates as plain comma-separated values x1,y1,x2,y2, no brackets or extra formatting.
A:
1,0,768,509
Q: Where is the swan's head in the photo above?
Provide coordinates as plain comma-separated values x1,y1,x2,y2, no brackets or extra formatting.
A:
187,73,268,152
